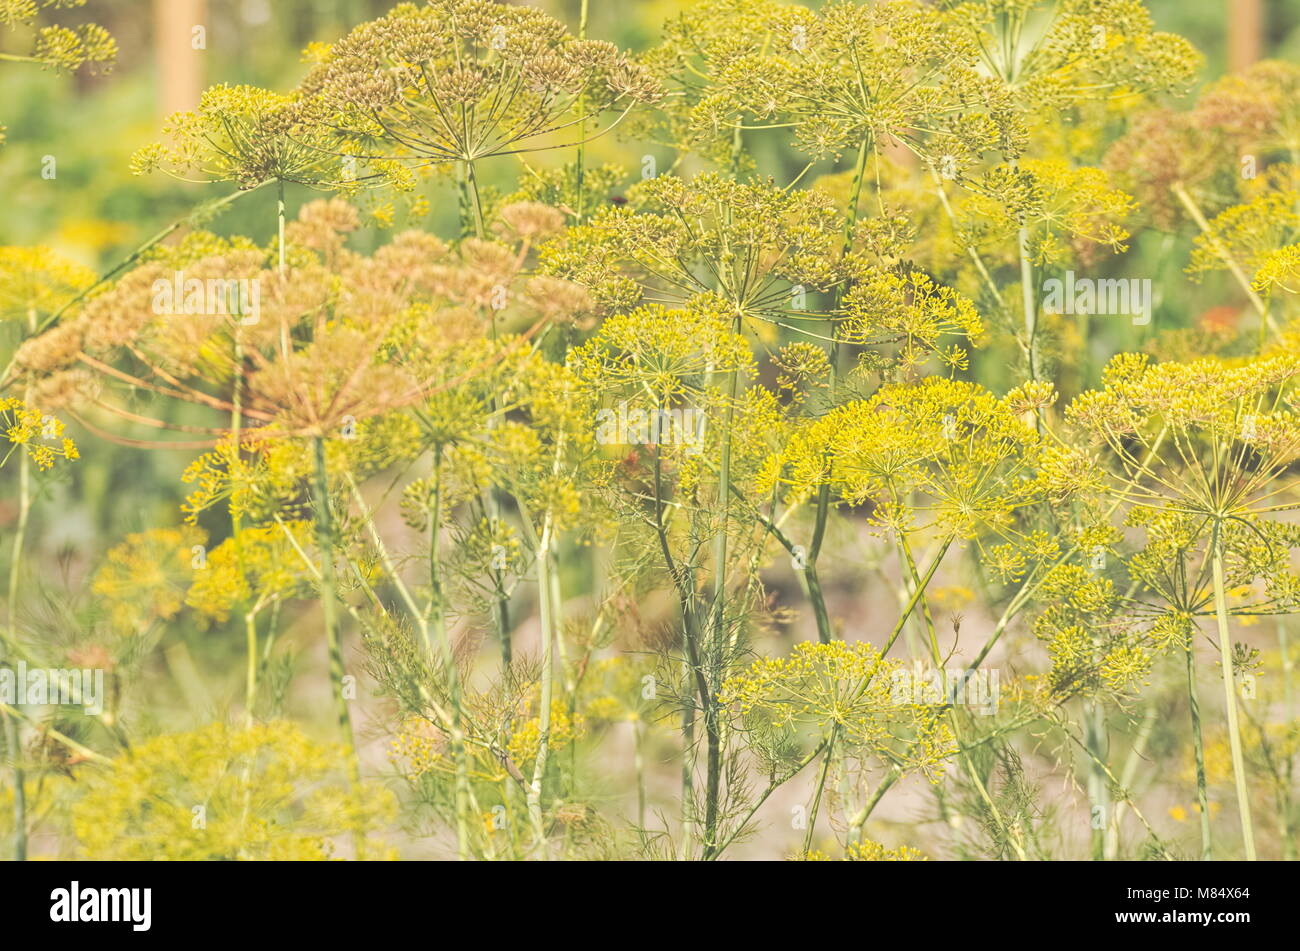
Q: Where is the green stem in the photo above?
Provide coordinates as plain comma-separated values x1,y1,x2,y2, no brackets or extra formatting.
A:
897,532,942,663
1185,634,1213,859
1066,723,1168,857
803,560,832,644
1085,700,1108,860
231,329,253,723
5,311,36,861
428,447,471,860
1172,181,1277,337
800,136,873,647
311,436,364,855
463,160,486,240
704,739,827,861
5,451,30,861
1018,226,1038,383
882,537,952,657
277,179,287,277
574,0,590,224
704,354,740,851
1281,622,1296,860
527,519,556,854
634,718,646,833
725,482,831,642
802,727,838,856
1210,521,1257,860
464,158,514,672
846,768,900,847
680,657,696,859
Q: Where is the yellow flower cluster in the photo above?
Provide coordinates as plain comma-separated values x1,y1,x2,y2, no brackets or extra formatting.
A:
776,377,1043,538
74,721,397,860
92,526,206,635
0,398,78,470
720,640,955,779
507,701,586,767
390,718,448,777
802,839,926,861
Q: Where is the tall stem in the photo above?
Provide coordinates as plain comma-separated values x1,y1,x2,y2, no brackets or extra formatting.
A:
277,179,286,277
231,327,255,723
462,160,486,240
1085,701,1108,860
802,136,873,647
5,308,38,861
463,159,513,672
1185,634,1213,859
1281,622,1296,860
4,446,30,862
311,436,364,857
881,537,952,657
704,350,740,851
680,657,696,859
1210,521,1257,860
802,727,837,855
527,519,556,853
803,560,832,644
634,718,646,832
1172,181,1277,337
1018,226,1038,383
427,447,471,859
574,0,590,224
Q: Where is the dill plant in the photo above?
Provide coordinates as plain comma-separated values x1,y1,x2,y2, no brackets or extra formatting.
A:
5,0,1300,864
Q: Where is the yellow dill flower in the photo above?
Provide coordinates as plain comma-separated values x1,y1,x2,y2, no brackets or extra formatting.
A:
0,246,95,322
544,174,845,321
131,83,347,191
185,523,317,623
777,377,1043,539
390,717,448,778
1189,189,1299,282
839,267,986,376
1253,243,1300,296
967,158,1135,267
73,721,397,860
0,398,78,470
0,1,115,75
298,0,659,186
508,701,586,766
92,526,206,634
843,839,927,861
719,640,955,781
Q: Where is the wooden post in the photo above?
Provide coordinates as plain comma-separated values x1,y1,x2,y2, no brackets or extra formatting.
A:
153,0,208,116
1227,0,1265,72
